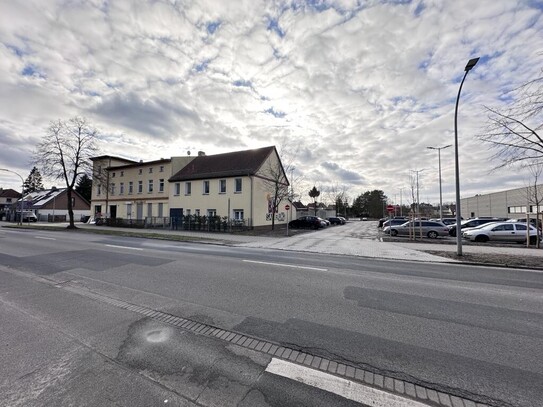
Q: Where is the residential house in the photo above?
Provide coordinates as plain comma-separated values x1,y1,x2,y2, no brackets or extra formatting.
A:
168,146,290,228
90,155,194,223
21,188,90,221
0,188,22,220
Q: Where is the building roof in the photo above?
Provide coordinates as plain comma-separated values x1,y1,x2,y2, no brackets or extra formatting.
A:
90,155,138,164
108,157,172,171
20,188,89,208
169,146,276,182
0,188,21,198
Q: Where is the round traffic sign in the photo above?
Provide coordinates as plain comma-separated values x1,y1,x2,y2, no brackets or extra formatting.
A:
285,204,290,210
386,205,394,212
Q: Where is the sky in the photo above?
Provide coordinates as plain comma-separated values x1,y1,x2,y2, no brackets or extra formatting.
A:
1,0,542,206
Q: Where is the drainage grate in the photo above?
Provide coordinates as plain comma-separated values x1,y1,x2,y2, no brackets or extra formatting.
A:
61,283,489,407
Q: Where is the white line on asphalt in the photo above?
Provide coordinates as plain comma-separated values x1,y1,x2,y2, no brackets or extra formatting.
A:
243,260,328,271
35,236,56,240
105,244,143,251
266,358,429,407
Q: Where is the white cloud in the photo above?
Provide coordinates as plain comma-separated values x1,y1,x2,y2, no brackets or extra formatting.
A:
0,0,542,205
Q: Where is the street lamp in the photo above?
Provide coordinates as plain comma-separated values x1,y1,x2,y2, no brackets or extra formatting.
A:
427,145,452,220
0,168,24,225
454,57,479,256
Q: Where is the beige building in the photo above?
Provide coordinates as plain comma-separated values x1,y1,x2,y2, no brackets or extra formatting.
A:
90,146,290,228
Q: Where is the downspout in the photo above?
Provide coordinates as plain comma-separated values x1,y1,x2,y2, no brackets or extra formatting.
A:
250,174,253,229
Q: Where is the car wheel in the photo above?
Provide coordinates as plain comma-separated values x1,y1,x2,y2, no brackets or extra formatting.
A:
474,235,489,243
427,231,438,239
390,229,398,237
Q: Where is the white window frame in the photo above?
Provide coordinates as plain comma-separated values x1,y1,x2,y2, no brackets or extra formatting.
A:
148,179,153,193
203,180,210,195
185,182,191,196
235,178,242,193
219,179,226,194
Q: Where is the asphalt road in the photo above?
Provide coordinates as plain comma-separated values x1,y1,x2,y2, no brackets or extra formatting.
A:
1,226,542,406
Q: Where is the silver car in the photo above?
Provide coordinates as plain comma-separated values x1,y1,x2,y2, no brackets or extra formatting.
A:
384,220,449,239
462,222,541,244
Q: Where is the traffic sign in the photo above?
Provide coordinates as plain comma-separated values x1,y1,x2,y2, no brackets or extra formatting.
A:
285,204,290,210
386,205,394,212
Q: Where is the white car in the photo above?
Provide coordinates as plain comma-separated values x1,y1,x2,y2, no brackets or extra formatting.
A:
462,222,541,244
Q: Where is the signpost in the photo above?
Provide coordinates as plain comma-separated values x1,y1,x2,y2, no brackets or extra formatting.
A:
285,204,290,236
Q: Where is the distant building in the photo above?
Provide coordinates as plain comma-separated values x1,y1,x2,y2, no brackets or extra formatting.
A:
0,188,22,220
460,184,543,219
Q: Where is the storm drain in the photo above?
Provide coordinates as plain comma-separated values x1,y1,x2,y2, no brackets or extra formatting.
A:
61,283,490,407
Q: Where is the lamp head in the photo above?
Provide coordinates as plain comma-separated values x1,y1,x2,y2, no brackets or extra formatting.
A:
464,57,480,72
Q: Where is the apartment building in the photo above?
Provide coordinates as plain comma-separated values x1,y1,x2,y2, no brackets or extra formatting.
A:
90,146,290,228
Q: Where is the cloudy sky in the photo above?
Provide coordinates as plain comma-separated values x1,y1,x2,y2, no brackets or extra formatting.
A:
1,0,542,206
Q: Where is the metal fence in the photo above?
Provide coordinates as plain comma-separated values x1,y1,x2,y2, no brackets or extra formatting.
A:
98,215,252,232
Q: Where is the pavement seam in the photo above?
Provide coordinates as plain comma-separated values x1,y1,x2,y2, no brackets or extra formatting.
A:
58,282,491,407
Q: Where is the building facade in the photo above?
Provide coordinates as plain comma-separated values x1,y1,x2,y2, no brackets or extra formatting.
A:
90,146,290,228
460,184,543,219
22,188,90,221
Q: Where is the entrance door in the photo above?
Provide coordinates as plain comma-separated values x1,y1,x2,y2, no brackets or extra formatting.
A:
109,205,117,219
136,203,143,220
170,208,183,230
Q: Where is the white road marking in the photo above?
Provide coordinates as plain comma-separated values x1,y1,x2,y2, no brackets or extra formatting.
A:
35,236,56,240
105,244,143,251
243,259,328,272
265,358,429,407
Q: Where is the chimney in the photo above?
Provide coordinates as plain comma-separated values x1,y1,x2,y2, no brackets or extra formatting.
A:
198,151,205,156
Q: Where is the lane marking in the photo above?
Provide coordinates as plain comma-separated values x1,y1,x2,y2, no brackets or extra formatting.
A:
105,244,143,251
35,236,56,241
243,259,328,272
266,358,429,407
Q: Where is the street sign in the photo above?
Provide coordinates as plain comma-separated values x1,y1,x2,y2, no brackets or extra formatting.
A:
285,204,290,210
386,205,394,212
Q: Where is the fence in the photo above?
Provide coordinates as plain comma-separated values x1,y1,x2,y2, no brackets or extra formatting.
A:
98,215,252,232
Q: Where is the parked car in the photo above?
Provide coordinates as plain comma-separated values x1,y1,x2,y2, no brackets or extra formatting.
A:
337,216,347,223
430,217,458,226
288,216,325,229
327,217,346,225
384,220,449,239
463,222,541,244
381,218,411,228
448,218,506,237
18,211,38,222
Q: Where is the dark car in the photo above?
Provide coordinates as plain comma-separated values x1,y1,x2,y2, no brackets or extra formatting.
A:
289,215,324,229
448,217,506,237
327,217,345,225
381,218,410,228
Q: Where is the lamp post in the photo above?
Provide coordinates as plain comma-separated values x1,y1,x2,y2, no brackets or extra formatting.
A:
0,168,24,225
454,57,479,256
427,145,452,220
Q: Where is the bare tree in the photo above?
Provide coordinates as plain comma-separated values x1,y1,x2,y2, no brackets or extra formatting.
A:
479,70,543,169
525,162,543,248
33,117,100,228
259,147,291,230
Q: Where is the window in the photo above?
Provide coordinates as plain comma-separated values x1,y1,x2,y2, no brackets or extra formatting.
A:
185,182,191,195
119,182,124,195
159,179,164,192
6,198,12,203
174,183,181,195
207,209,216,217
120,171,124,177
138,180,143,193
149,167,153,173
219,179,226,193
195,209,200,216
492,224,514,231
234,209,244,220
159,165,164,172
148,180,154,193
126,203,132,218
203,180,210,194
158,203,163,217
235,178,242,193
97,185,101,195
147,203,153,217
128,181,133,194
111,172,116,178
186,209,191,217
110,183,116,195
138,168,143,175
516,224,527,231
